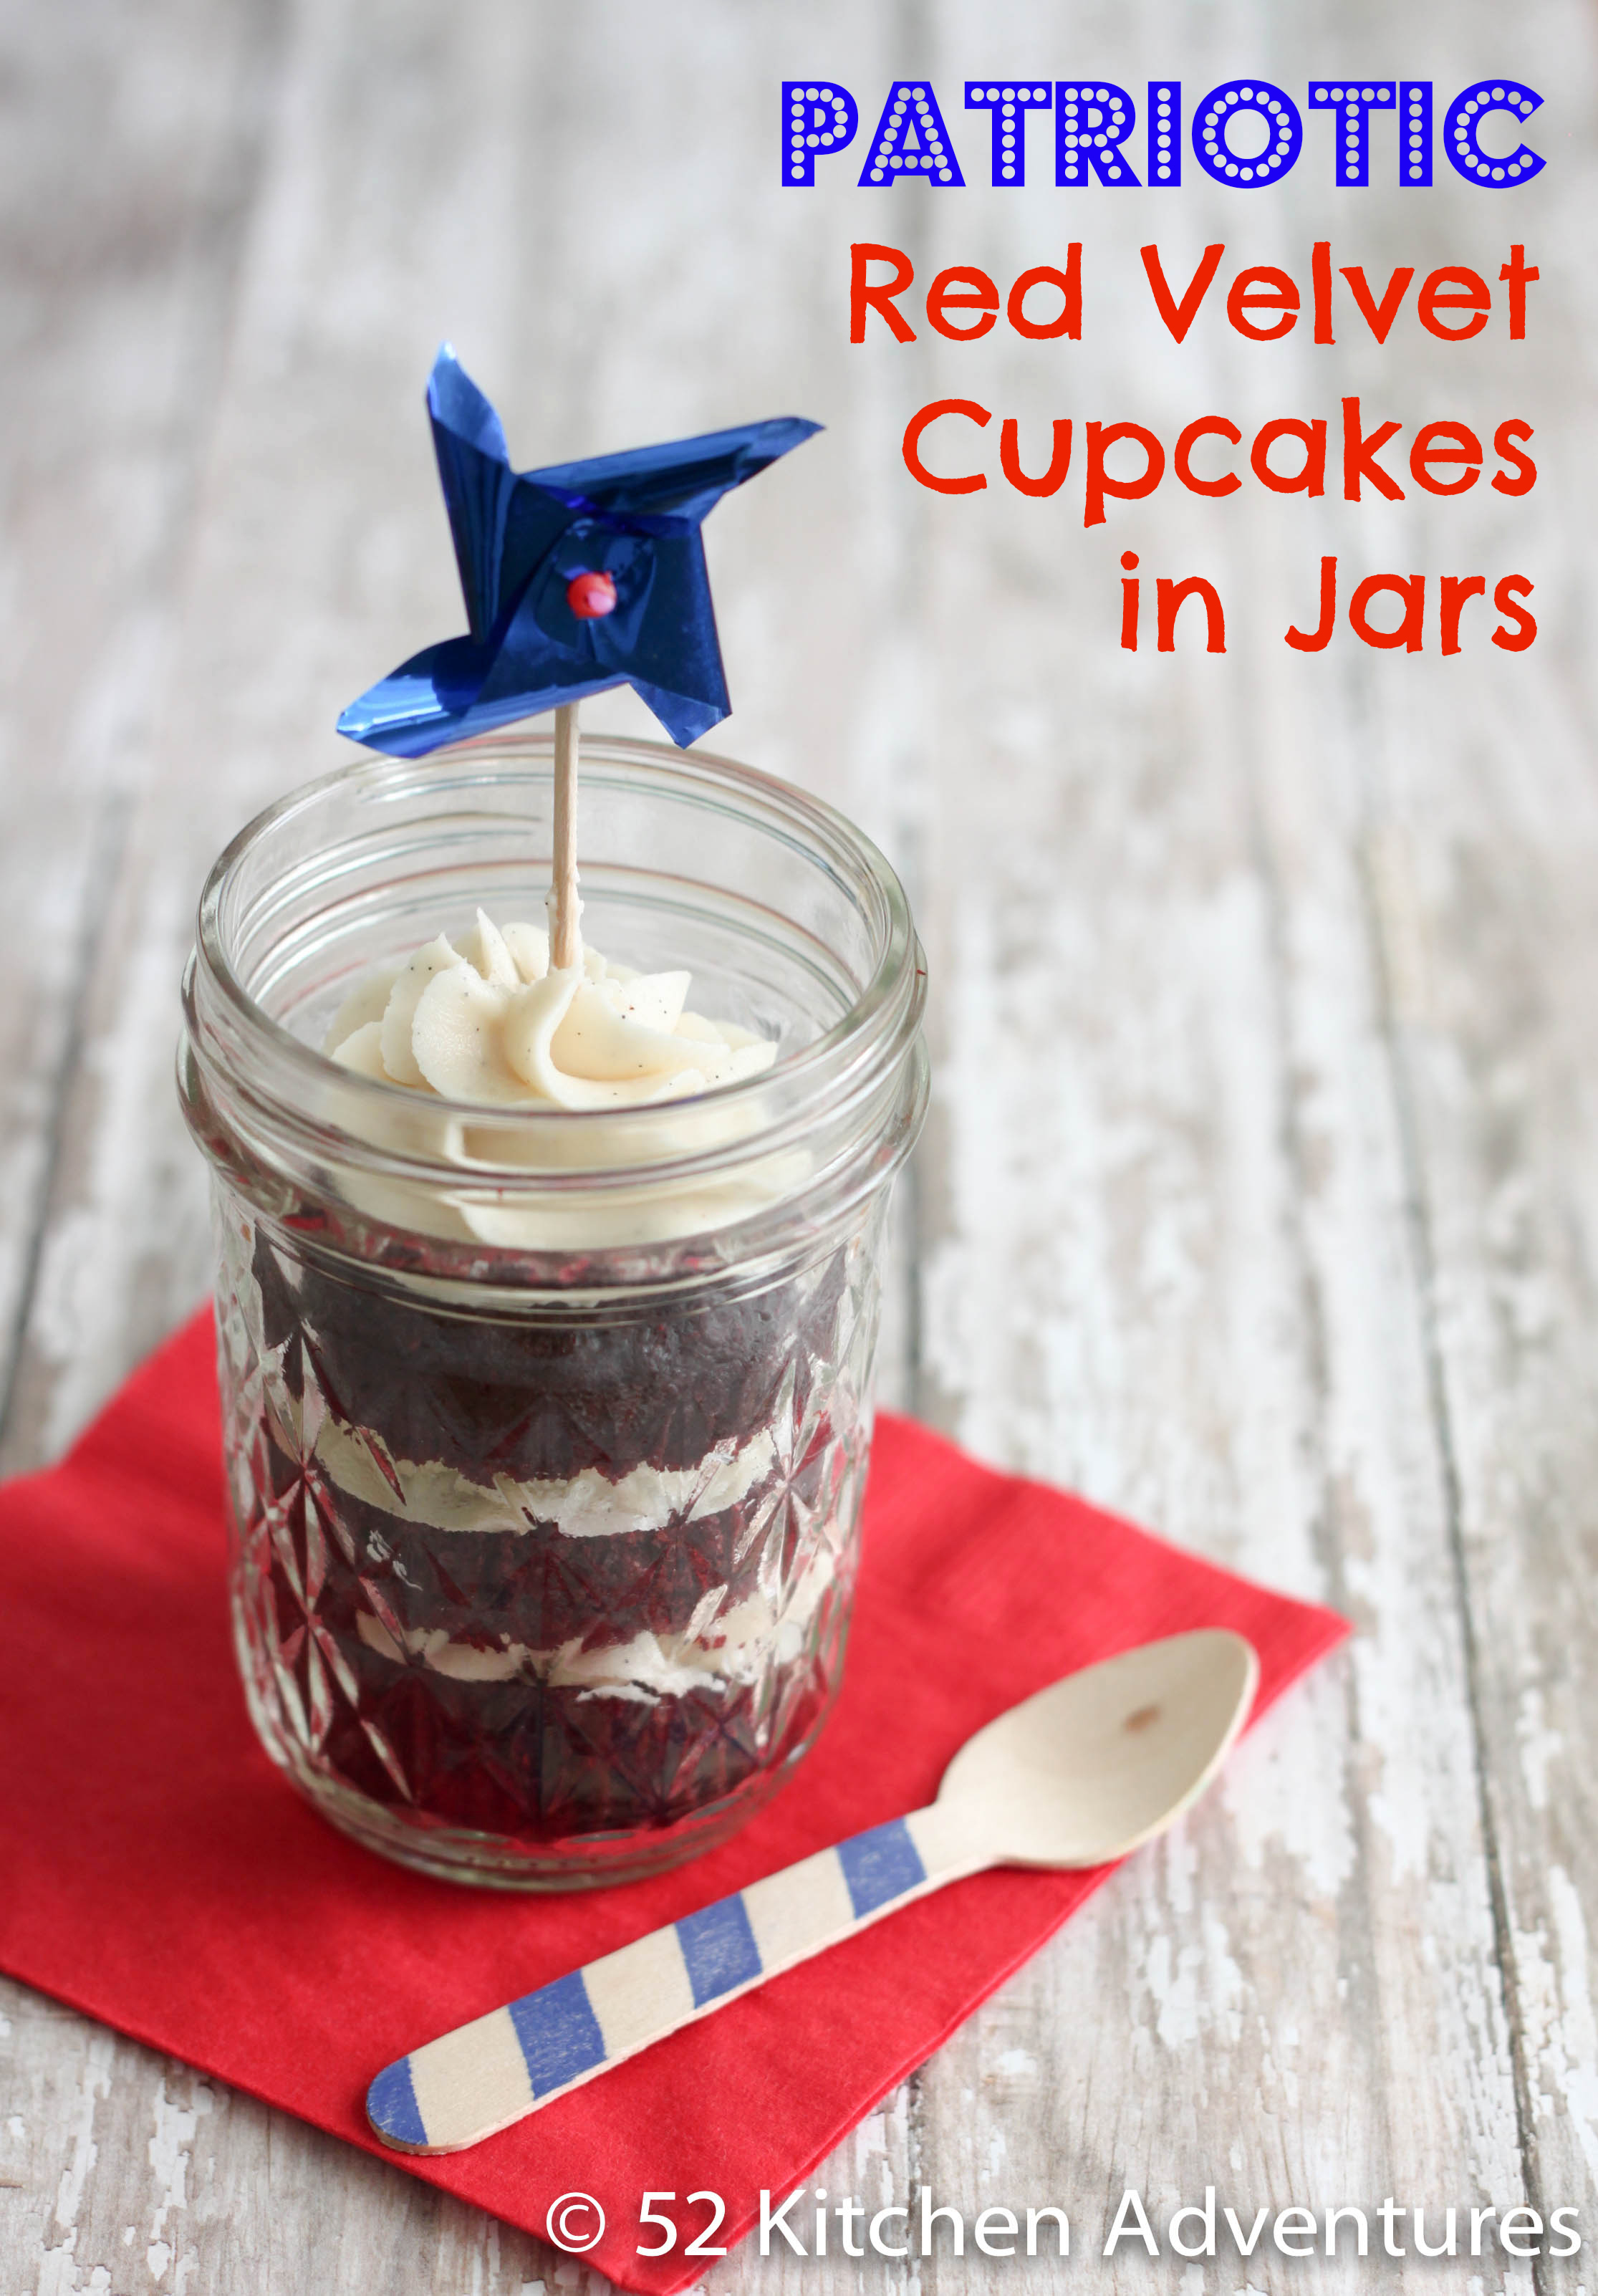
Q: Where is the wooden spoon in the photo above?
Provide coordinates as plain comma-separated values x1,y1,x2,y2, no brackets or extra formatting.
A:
367,1628,1258,2154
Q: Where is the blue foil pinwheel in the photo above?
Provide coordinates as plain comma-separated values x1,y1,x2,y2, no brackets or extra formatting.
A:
337,347,821,755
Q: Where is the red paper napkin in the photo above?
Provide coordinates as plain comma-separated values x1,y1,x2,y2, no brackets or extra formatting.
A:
0,1312,1345,2292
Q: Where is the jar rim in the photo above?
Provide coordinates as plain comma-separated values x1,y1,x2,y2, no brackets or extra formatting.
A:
182,733,928,1264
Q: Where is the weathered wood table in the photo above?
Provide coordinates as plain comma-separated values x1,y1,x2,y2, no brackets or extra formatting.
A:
3,1,1594,2288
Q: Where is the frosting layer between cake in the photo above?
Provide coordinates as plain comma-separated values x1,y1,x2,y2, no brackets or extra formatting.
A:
314,1413,779,1538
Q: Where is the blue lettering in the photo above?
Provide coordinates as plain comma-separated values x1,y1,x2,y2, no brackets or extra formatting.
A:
1399,82,1433,186
1191,80,1303,186
780,74,1546,191
964,81,1051,186
1309,80,1396,187
1056,81,1140,186
1147,81,1181,185
859,81,966,186
1444,79,1545,186
781,82,859,188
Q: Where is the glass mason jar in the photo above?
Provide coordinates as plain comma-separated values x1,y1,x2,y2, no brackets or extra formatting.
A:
178,734,928,1888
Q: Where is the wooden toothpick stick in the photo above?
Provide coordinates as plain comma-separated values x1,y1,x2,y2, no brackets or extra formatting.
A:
550,701,582,969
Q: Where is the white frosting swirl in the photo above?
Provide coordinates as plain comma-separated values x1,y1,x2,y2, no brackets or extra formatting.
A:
322,909,776,1110
313,912,807,1247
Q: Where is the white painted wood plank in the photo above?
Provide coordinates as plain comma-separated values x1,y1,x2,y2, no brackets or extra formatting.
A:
1357,651,1598,2283
0,0,281,1445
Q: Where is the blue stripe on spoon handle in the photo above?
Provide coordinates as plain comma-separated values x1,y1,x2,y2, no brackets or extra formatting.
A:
368,1631,1261,2153
368,1807,975,2153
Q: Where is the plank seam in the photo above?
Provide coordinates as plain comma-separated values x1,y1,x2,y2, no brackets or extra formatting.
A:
0,791,133,1450
1242,645,1407,2176
1356,826,1554,2296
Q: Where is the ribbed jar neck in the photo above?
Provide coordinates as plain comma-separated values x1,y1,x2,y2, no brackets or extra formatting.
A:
180,735,928,1288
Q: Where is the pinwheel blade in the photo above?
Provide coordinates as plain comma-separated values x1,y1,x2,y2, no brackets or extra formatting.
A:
337,347,820,755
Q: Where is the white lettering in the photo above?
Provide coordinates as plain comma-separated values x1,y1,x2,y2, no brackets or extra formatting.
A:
869,2206,908,2259
1550,2208,1582,2257
760,2188,807,2257
1170,2186,1216,2258
1224,2204,1270,2255
1501,2206,1544,2257
975,2207,1018,2257
1103,2189,1160,2257
921,2190,966,2255
1324,2204,1368,2256
769,2184,1577,2267
1274,2206,1317,2257
1026,2206,1070,2257
837,2197,865,2259
1414,2206,1456,2257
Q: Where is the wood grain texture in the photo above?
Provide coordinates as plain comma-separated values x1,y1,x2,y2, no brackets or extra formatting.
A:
0,0,1594,2290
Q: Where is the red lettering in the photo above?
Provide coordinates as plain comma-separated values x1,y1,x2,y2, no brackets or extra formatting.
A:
1084,421,1166,528
1410,423,1482,496
1498,245,1538,340
1339,265,1415,345
1007,255,1081,340
1349,573,1425,652
1285,555,1337,652
1140,243,1226,343
1156,576,1226,654
1311,241,1334,344
1000,418,1072,496
1417,266,1491,341
1120,553,1140,650
902,400,990,493
1342,396,1405,501
850,243,917,344
1279,562,1528,655
1440,576,1486,655
1226,266,1299,342
1174,417,1241,497
926,266,999,341
1492,419,1537,495
1251,418,1327,496
1492,575,1536,650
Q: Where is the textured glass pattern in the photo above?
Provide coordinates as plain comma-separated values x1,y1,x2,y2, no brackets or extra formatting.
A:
213,1184,882,1887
